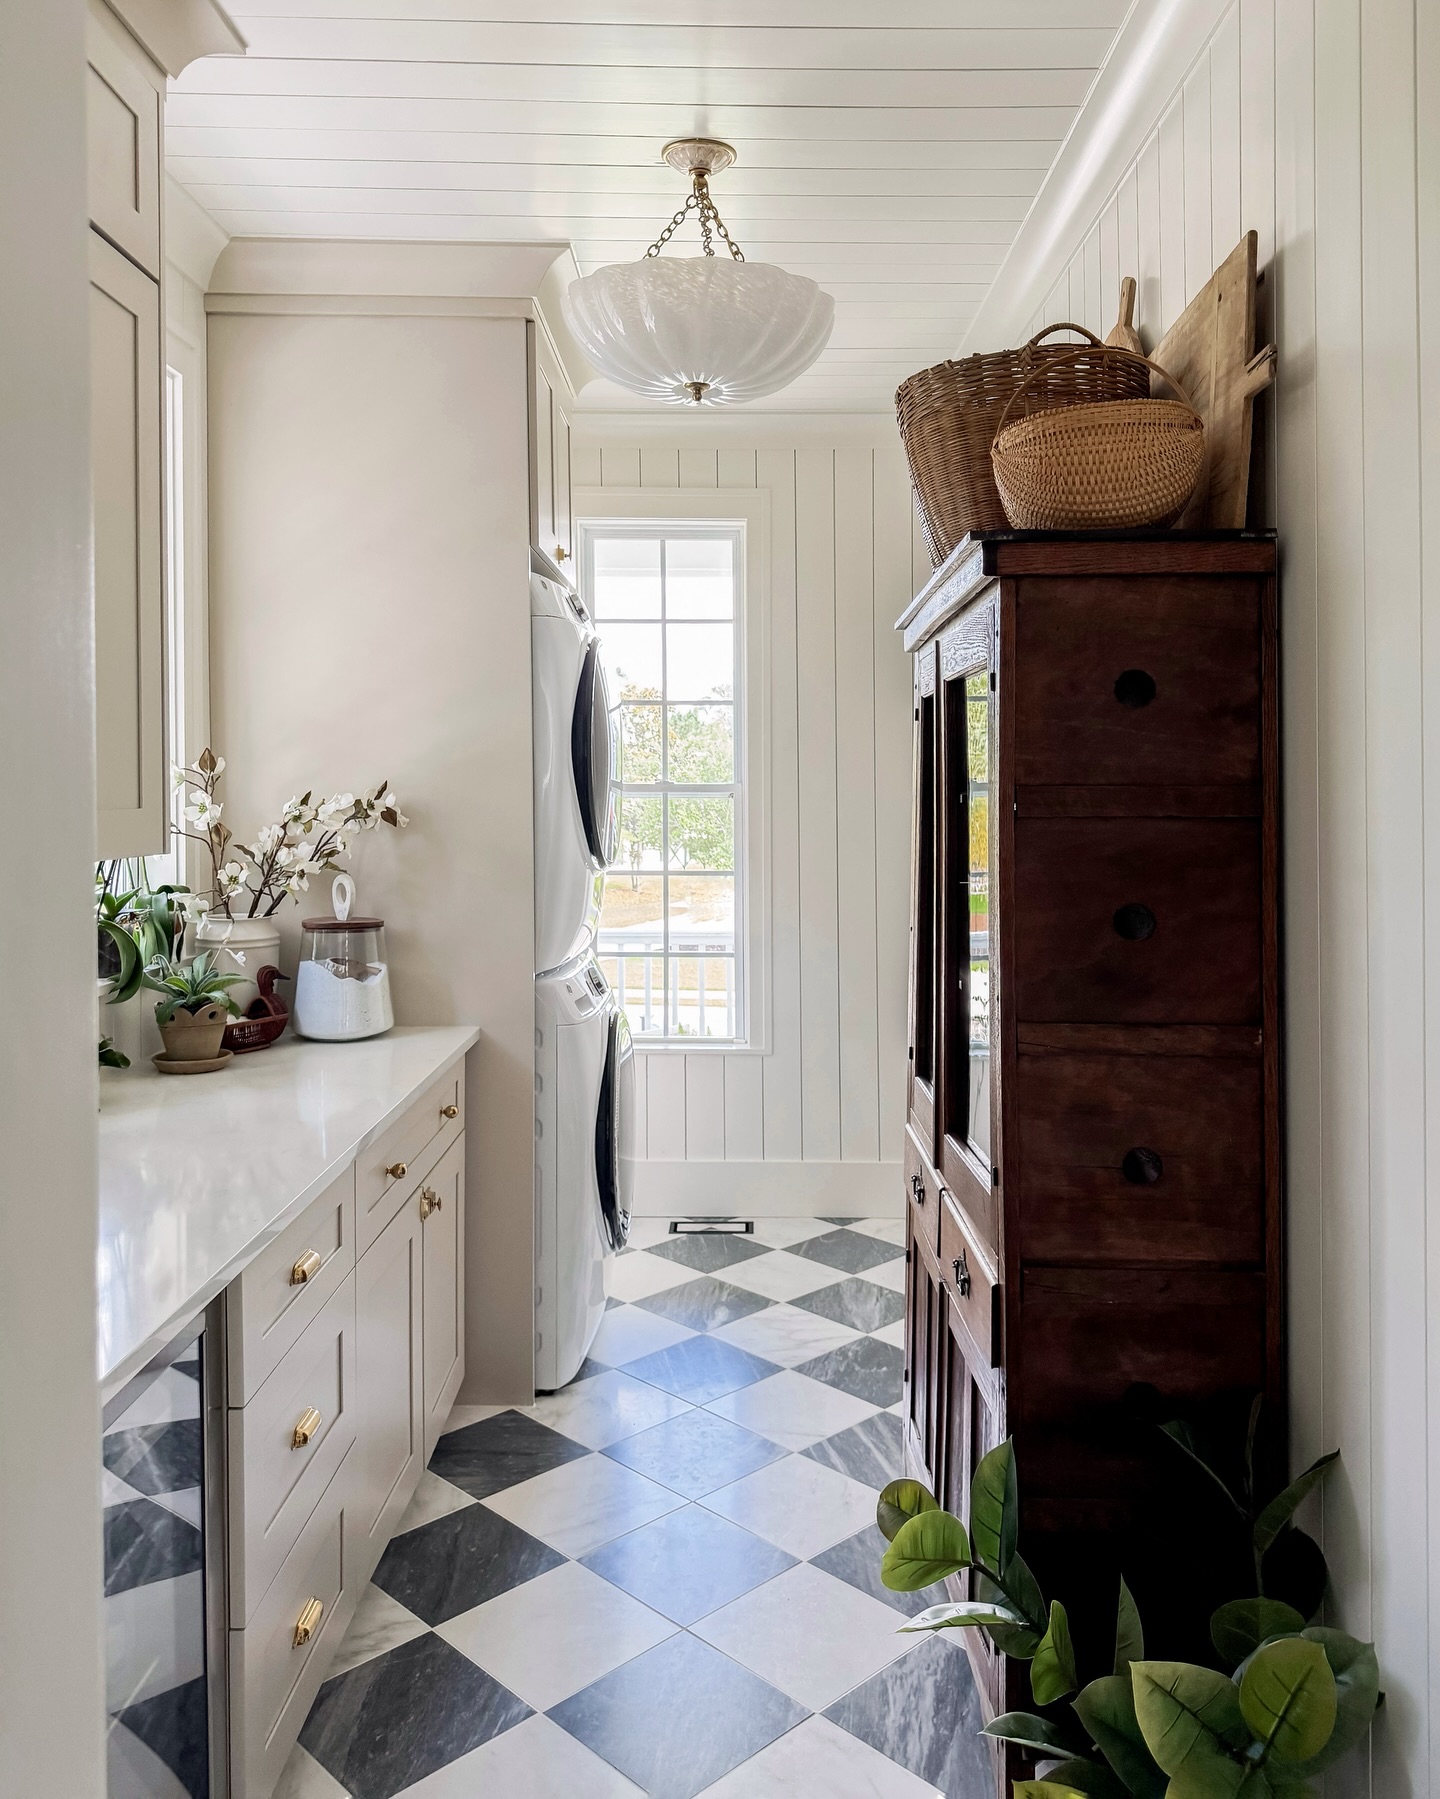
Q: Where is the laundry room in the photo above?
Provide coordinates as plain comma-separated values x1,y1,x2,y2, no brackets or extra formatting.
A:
5,0,1437,1796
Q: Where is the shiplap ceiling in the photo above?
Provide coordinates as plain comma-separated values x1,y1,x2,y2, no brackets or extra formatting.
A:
169,0,1127,411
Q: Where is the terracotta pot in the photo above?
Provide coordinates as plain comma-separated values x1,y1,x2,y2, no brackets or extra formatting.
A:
158,1002,230,1062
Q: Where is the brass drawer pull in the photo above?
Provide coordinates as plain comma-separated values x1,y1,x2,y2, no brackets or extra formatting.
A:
420,1186,442,1219
292,1407,322,1449
441,1103,459,1119
386,1161,408,1180
290,1250,323,1286
293,1596,324,1648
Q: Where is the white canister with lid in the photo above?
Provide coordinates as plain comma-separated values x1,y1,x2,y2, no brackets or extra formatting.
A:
291,875,394,1041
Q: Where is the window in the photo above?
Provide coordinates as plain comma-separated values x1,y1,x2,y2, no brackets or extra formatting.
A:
585,526,744,1043
139,365,189,890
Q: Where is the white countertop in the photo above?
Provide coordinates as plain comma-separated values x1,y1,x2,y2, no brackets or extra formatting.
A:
98,1025,480,1393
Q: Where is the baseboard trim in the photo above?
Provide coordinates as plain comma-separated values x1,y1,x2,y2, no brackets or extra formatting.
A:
631,1159,902,1219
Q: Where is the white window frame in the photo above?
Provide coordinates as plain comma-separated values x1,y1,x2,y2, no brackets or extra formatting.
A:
577,489,770,1054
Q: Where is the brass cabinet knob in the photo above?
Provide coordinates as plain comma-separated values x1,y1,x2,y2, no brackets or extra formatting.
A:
420,1186,442,1219
554,545,570,562
292,1406,322,1449
290,1250,323,1286
440,1103,459,1119
386,1161,408,1180
293,1596,324,1648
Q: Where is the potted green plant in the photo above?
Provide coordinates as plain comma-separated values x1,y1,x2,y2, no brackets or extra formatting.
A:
875,1421,1380,1798
143,951,244,1065
96,863,189,1067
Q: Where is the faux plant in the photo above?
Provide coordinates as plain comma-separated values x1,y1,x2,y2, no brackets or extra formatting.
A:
876,1429,1380,1798
96,861,188,1003
174,748,408,920
142,951,245,1025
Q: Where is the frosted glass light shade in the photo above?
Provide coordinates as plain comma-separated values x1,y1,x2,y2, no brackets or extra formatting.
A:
564,256,835,405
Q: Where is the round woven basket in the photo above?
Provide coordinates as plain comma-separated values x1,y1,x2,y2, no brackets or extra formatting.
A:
895,323,1151,563
990,347,1205,531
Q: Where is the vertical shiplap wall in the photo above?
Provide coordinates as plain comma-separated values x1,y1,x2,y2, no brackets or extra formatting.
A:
1010,0,1438,1786
577,437,923,1214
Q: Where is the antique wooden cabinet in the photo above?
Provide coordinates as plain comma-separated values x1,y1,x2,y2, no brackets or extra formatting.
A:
896,531,1281,1755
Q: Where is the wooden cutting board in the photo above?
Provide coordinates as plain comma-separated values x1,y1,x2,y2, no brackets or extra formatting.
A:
1151,231,1276,528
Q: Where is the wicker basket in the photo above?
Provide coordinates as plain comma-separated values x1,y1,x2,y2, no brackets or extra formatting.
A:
990,348,1205,531
895,323,1151,564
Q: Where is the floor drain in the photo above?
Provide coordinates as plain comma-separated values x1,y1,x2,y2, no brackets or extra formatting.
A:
669,1217,755,1236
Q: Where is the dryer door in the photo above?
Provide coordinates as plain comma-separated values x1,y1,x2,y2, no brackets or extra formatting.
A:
594,1010,633,1251
571,641,619,870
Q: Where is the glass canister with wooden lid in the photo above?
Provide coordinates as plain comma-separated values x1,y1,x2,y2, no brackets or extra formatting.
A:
291,874,394,1041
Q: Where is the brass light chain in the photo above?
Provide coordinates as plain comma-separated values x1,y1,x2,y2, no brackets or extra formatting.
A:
644,170,746,263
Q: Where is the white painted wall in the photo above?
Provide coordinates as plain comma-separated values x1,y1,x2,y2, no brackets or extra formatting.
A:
980,0,1438,1786
0,2,106,1791
206,301,537,1403
576,427,922,1217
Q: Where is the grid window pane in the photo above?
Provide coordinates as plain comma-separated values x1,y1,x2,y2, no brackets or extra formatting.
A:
666,795,733,872
600,873,663,937
620,704,662,783
616,956,665,1037
599,621,663,703
618,795,664,872
593,537,662,619
667,704,733,782
665,621,733,701
665,537,734,619
668,956,737,1039
667,873,734,940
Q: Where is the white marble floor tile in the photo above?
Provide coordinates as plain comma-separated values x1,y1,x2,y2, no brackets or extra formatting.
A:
591,1305,697,1367
440,1402,509,1436
396,1713,645,1797
864,1257,907,1295
624,1217,678,1250
854,1216,907,1247
606,1249,704,1304
694,1715,944,1798
326,1581,429,1679
691,1563,918,1712
109,1364,201,1429
437,1560,677,1710
719,1249,851,1303
101,1468,147,1509
873,1320,906,1350
711,1303,861,1369
482,1450,684,1557
148,1484,202,1529
393,1470,477,1536
705,1370,878,1452
528,1368,692,1449
703,1454,879,1559
272,1746,350,1799
747,1218,837,1250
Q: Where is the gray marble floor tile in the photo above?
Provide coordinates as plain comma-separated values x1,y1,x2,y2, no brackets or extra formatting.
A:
636,1275,773,1333
801,1410,906,1488
102,1420,202,1496
796,1336,906,1407
107,1718,200,1799
822,1635,992,1798
372,1503,565,1626
646,1232,770,1275
792,1277,906,1334
810,1525,948,1617
301,1633,530,1799
622,1333,781,1405
116,1675,208,1799
604,1408,786,1499
103,1497,201,1596
546,1631,806,1799
326,1582,429,1679
790,1230,905,1276
580,1503,796,1625
426,1409,590,1501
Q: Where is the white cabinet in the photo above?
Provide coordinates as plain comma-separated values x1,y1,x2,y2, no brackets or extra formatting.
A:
528,323,574,575
421,1135,466,1461
353,1192,424,1574
87,0,162,279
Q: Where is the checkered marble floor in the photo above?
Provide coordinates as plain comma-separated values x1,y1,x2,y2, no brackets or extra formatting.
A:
276,1218,992,1799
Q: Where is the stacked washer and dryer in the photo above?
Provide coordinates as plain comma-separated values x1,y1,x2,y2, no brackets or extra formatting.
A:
531,571,634,1391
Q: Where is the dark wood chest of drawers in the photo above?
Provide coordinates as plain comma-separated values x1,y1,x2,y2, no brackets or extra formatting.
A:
896,532,1280,1770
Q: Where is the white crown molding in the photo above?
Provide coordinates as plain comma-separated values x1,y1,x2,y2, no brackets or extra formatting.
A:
101,0,244,76
207,236,576,304
165,178,228,291
960,0,1234,353
571,409,900,449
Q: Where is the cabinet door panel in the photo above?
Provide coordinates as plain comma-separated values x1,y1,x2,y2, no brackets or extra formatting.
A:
1015,576,1261,787
87,0,162,277
1015,1048,1264,1263
552,392,573,568
354,1201,423,1574
91,232,165,856
1013,818,1261,1024
529,335,555,558
421,1136,465,1461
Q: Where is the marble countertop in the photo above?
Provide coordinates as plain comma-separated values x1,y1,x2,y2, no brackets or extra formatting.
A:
98,1024,479,1394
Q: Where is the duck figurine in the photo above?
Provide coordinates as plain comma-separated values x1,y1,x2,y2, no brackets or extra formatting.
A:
222,964,291,1054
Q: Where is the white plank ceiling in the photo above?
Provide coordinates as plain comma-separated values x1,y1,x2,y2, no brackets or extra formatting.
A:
170,0,1127,411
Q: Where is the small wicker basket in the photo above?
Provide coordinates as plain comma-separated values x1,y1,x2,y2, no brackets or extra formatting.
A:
895,324,1151,564
990,347,1205,531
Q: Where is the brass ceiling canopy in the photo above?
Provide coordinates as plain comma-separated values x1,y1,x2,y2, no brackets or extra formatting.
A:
661,138,737,178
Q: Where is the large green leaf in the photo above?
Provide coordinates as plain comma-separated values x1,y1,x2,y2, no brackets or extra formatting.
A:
1210,1599,1307,1668
99,920,140,1002
1039,1759,1132,1799
1253,1453,1340,1558
975,1563,1045,1655
980,1711,1086,1756
1032,1600,1079,1705
970,1439,1018,1575
1115,1577,1145,1676
897,1600,1024,1633
876,1478,939,1544
1073,1674,1168,1799
880,1509,970,1591
1279,1629,1379,1778
1160,1420,1248,1518
1239,1638,1336,1766
1011,1784,1087,1799
1131,1661,1251,1782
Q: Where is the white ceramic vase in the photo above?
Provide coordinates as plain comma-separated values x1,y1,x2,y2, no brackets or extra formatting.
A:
189,915,282,1015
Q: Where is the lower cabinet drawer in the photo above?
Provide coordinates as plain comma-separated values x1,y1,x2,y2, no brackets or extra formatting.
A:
229,1446,356,1799
904,1124,940,1257
938,1189,1000,1367
230,1272,357,1626
357,1067,464,1255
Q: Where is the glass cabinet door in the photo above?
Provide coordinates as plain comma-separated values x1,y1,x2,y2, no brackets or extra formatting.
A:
964,668,993,1164
908,654,940,1146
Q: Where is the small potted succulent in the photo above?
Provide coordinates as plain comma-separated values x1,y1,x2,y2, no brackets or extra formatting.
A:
144,951,245,1066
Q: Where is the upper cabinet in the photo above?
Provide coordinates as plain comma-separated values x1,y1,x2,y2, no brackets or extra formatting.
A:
86,1,163,280
528,322,574,576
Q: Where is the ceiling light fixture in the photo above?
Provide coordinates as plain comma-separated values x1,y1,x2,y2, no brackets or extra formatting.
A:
563,139,835,407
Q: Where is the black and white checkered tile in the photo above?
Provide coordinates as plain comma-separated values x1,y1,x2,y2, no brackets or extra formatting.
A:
276,1218,992,1799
